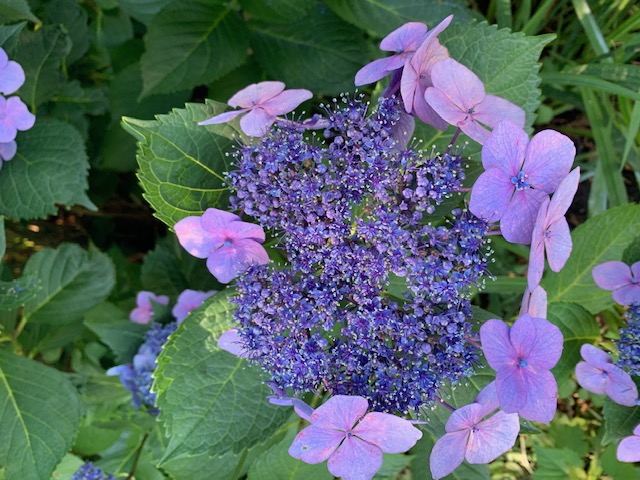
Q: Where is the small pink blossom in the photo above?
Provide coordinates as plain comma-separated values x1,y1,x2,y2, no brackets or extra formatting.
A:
0,140,17,164
174,208,269,284
199,81,312,137
424,58,525,144
430,382,520,479
217,328,249,358
0,95,35,143
575,344,638,407
172,289,217,323
130,291,170,324
520,285,548,319
0,48,25,95
288,395,422,480
592,260,640,306
617,423,640,463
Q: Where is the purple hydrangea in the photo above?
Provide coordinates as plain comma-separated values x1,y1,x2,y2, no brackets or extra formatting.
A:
72,462,115,480
172,289,217,323
0,95,35,144
0,48,25,96
592,261,640,306
617,303,640,375
617,423,640,463
129,291,169,324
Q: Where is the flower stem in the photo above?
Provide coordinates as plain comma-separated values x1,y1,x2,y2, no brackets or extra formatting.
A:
435,396,456,412
445,127,462,155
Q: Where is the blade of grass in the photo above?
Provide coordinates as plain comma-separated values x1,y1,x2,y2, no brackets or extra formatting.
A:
541,72,640,100
621,91,640,171
571,0,611,58
609,10,640,44
522,0,562,35
513,0,532,32
495,0,513,29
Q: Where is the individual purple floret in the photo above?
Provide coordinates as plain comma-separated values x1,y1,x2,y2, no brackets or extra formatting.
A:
107,321,177,411
617,423,640,463
72,462,115,480
0,48,25,95
480,314,563,423
617,303,640,375
129,291,169,324
172,289,217,323
398,15,451,129
527,167,580,290
592,260,640,306
575,344,638,407
174,208,269,284
424,59,525,144
199,81,312,137
469,121,575,244
288,395,422,480
354,22,428,86
0,95,35,143
430,382,520,479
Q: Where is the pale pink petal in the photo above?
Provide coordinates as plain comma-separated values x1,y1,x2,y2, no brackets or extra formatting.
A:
200,208,241,235
500,189,549,245
0,61,25,95
445,403,484,433
473,95,525,130
481,121,528,173
517,368,558,423
198,109,247,126
617,436,640,462
480,319,517,372
465,411,520,464
545,217,572,272
0,140,17,161
327,436,383,480
603,365,639,406
459,119,491,144
635,424,640,436
240,107,276,137
430,58,485,112
412,88,448,129
130,306,152,324
632,262,640,281
580,344,613,369
174,215,219,258
424,86,467,126
526,286,548,319
228,81,285,108
474,382,500,418
523,130,576,193
390,109,416,148
217,328,249,358
6,96,35,130
469,168,514,222
592,261,633,290
355,57,402,86
311,395,369,431
261,89,313,116
225,220,266,242
206,239,268,284
173,289,217,322
0,121,17,143
288,425,344,464
612,284,640,307
0,49,6,66
575,362,607,394
496,367,528,412
527,220,546,292
352,412,422,453
429,430,468,480
511,314,563,370
380,22,428,52
546,168,580,223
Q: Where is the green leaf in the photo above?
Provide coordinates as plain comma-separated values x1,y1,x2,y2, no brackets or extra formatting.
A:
140,238,189,298
155,290,290,464
603,377,640,445
545,204,640,313
0,276,38,311
0,119,95,219
84,303,148,363
239,0,316,23
533,446,585,479
0,0,40,24
0,350,82,480
13,25,71,110
122,100,241,226
52,81,108,117
0,22,27,52
118,0,172,25
622,235,640,265
325,0,479,36
0,216,4,259
248,5,369,94
140,0,249,98
21,244,115,325
44,0,90,64
546,302,600,383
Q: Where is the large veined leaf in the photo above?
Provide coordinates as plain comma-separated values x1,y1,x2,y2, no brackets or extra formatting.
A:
602,378,640,445
325,0,479,36
140,0,249,97
0,350,82,480
239,0,316,23
545,204,640,313
0,120,94,219
0,0,39,24
248,5,368,94
118,0,171,25
21,243,115,324
154,290,290,466
122,100,242,227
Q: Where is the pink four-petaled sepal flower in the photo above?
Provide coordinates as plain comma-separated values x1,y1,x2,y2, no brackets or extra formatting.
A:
354,22,428,86
469,120,575,244
575,344,638,407
399,15,452,129
0,48,25,95
217,328,249,358
198,81,312,137
480,313,563,423
592,260,640,307
129,291,170,324
617,423,640,463
424,59,525,144
172,289,217,323
429,382,520,479
0,95,35,143
288,395,422,480
174,208,269,284
527,167,580,291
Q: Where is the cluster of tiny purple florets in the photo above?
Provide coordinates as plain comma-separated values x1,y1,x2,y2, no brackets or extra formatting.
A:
227,95,491,413
72,462,114,480
618,303,640,376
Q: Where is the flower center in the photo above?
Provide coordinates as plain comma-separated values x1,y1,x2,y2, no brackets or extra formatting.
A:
511,171,531,191
518,358,528,368
223,239,233,247
601,371,609,379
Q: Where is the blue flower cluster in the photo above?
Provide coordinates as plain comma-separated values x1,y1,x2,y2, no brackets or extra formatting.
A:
72,462,114,480
618,303,640,376
229,96,491,413
108,322,177,412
